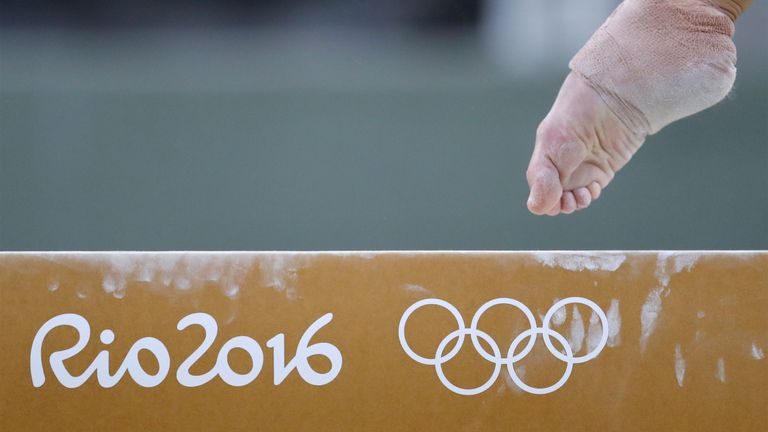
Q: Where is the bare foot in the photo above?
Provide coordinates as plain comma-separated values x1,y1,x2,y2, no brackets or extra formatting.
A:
525,0,738,216
526,72,644,215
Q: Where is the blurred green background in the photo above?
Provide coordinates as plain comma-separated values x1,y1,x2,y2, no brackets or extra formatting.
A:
1,0,766,250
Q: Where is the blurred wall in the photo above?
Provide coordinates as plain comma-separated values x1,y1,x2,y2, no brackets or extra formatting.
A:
0,0,766,250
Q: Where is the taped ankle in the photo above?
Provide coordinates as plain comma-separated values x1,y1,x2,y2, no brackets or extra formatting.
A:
569,0,737,136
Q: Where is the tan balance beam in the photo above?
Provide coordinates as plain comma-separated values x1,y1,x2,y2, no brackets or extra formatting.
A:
1,251,765,431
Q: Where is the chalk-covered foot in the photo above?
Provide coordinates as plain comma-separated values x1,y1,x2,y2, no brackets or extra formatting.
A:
525,0,737,216
526,72,644,216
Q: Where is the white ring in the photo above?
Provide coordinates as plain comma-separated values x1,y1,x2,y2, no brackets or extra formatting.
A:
435,328,502,396
469,298,538,363
541,297,608,364
399,298,465,365
506,327,574,395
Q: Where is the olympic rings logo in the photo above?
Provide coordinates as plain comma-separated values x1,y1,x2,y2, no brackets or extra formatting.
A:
398,297,608,395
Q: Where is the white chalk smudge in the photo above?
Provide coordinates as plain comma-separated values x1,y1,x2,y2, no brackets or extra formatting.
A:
503,368,525,394
102,274,117,294
259,254,308,300
673,253,699,274
697,310,705,319
224,283,240,300
285,287,298,301
136,266,153,282
751,343,765,360
551,298,566,327
656,255,671,290
261,255,290,291
606,299,621,347
174,276,192,291
674,344,685,387
107,255,138,279
535,252,626,272
695,330,705,343
716,358,726,383
102,274,127,299
403,284,431,295
48,253,260,300
48,281,59,292
587,310,603,353
568,306,585,354
640,288,663,353
76,291,87,299
656,252,700,289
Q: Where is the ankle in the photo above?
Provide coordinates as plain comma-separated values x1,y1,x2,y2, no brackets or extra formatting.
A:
569,0,737,136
